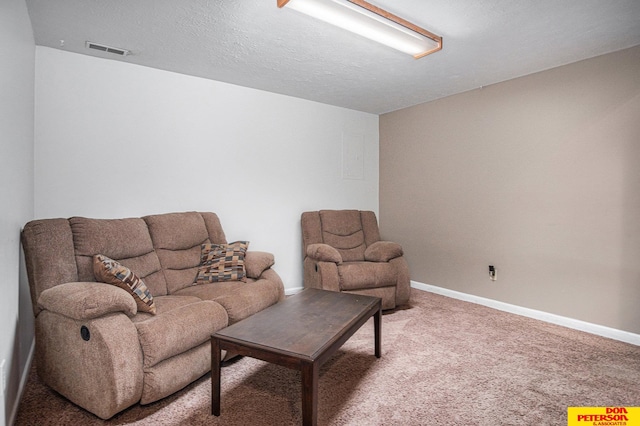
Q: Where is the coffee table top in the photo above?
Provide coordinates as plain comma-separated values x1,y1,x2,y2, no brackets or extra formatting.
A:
214,288,381,362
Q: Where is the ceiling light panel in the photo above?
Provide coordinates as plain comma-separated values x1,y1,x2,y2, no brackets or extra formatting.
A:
278,0,442,58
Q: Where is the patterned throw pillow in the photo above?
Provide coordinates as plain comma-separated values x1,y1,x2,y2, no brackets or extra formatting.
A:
196,241,249,284
93,254,157,315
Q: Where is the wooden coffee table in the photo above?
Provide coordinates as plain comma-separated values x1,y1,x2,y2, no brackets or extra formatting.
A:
211,288,382,426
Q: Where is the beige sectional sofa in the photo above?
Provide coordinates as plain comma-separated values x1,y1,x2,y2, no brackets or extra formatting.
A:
21,211,285,419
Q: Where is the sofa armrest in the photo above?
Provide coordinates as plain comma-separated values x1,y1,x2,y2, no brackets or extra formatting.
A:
38,282,137,320
36,310,143,419
245,251,275,279
364,241,404,262
306,243,342,264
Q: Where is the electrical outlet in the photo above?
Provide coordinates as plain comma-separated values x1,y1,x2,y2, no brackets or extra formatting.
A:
489,265,497,281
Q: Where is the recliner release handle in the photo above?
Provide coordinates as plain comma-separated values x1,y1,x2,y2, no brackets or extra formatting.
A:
80,325,90,341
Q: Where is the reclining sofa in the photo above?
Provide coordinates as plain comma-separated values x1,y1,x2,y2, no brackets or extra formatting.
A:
21,211,284,419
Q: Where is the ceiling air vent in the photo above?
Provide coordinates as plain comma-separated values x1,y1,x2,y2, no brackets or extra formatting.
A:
85,41,130,56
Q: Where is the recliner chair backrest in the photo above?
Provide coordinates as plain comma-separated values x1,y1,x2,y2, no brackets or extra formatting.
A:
301,210,381,262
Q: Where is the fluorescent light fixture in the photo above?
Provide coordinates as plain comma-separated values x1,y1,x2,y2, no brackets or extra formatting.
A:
278,0,442,59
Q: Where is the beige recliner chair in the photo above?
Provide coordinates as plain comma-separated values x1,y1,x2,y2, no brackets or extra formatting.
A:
301,210,410,310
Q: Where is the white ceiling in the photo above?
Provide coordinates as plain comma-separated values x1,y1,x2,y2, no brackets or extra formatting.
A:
25,0,640,114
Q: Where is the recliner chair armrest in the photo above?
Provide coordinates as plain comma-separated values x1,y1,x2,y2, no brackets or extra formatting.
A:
245,251,275,279
306,243,343,264
38,282,137,320
364,241,404,262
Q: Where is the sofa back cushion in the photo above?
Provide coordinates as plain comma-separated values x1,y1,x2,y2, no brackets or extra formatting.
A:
21,211,231,314
144,212,228,294
70,217,168,296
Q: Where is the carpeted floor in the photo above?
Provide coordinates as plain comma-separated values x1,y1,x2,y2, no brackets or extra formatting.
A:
15,289,640,425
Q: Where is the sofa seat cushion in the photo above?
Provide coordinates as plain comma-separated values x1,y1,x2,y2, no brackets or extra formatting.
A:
173,279,281,325
130,295,201,320
338,262,398,291
133,298,228,369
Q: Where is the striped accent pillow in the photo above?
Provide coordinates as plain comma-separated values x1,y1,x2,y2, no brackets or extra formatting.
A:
93,254,156,315
196,241,249,284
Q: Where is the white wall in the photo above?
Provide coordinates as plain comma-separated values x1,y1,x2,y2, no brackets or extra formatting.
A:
34,47,379,291
0,1,35,425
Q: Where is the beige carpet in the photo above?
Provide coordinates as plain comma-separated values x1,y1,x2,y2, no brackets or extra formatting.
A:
15,289,640,425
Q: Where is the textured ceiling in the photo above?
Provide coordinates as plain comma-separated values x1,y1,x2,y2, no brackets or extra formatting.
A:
25,0,640,114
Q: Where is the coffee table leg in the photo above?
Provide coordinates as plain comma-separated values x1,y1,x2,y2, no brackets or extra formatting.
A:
374,305,381,358
211,337,221,416
301,361,319,426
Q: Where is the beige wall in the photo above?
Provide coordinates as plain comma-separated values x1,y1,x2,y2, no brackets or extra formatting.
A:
380,45,640,334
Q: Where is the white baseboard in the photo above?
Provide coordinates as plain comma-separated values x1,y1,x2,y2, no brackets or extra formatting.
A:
411,281,640,347
9,337,35,426
285,286,304,296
